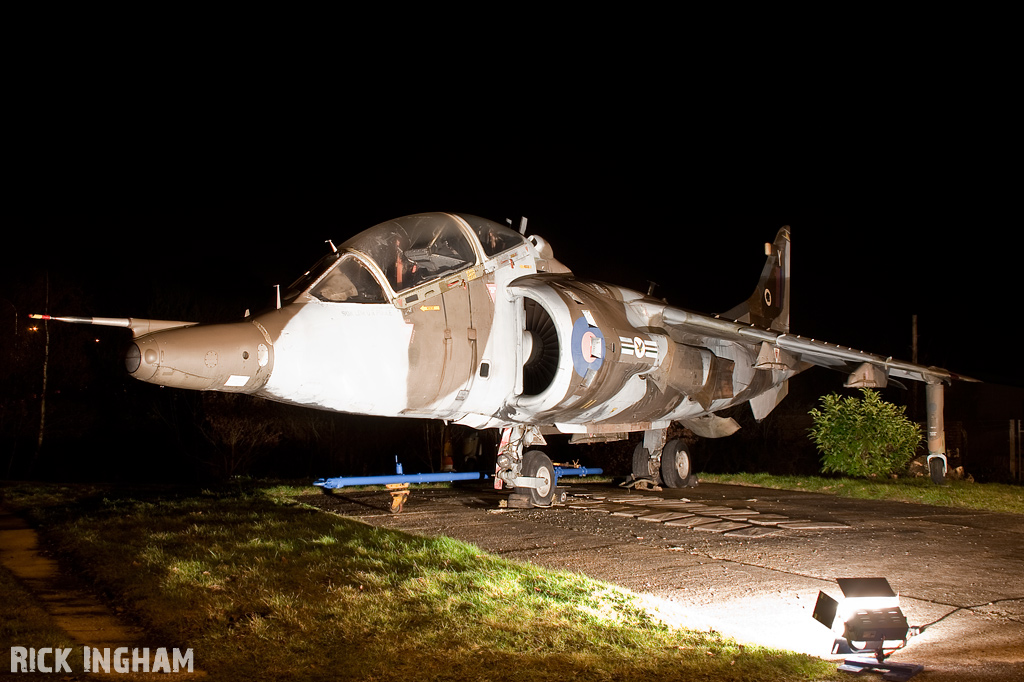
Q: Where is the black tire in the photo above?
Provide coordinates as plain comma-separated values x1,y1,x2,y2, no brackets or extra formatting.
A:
522,450,556,507
660,439,691,488
631,443,661,484
929,456,946,485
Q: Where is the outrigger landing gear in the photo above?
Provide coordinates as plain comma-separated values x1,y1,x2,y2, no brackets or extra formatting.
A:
925,383,948,486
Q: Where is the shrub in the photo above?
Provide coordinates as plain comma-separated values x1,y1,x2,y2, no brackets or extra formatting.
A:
808,388,921,478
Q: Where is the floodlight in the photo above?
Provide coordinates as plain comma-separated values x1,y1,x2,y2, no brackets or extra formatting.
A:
812,577,923,681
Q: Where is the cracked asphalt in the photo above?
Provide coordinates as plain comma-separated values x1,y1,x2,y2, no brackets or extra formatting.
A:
302,481,1024,682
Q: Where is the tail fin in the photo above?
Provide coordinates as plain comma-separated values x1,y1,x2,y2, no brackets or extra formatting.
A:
723,226,790,333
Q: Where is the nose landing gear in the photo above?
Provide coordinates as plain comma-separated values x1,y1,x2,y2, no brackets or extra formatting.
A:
495,426,559,507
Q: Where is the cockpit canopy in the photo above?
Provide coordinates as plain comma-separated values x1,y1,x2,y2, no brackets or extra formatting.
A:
344,213,478,292
310,257,387,303
285,213,529,306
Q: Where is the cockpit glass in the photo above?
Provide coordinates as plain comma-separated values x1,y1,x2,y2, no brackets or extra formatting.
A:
311,256,387,303
281,252,340,305
458,214,527,257
342,213,477,292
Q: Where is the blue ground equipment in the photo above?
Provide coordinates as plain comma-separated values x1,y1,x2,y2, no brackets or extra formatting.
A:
313,457,601,512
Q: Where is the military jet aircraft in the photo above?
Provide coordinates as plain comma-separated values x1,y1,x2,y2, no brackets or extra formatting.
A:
32,212,973,505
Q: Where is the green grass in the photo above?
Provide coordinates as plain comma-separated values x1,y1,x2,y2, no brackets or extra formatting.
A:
697,472,1024,514
0,483,839,681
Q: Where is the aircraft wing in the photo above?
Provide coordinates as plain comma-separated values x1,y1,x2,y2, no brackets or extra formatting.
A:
658,306,977,387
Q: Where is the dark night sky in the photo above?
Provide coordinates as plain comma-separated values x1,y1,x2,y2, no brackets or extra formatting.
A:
5,107,1020,388
2,4,1017,401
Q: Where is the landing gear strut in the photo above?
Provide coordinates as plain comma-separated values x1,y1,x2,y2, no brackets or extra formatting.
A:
628,430,697,490
926,383,948,486
631,442,662,487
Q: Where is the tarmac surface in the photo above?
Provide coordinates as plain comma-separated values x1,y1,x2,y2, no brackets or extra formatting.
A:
302,481,1024,681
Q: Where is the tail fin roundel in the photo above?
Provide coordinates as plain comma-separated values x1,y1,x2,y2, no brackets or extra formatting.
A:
723,227,790,333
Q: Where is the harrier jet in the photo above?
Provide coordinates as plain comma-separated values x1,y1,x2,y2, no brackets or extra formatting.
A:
33,213,972,505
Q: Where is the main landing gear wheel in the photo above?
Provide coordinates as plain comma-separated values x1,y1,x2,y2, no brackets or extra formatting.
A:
631,443,661,486
522,450,556,507
660,439,695,489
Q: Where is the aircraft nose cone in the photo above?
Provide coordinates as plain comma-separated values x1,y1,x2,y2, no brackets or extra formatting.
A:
125,342,161,375
125,343,141,374
126,322,274,392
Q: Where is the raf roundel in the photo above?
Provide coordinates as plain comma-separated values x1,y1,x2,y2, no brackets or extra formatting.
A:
633,336,646,358
570,316,604,377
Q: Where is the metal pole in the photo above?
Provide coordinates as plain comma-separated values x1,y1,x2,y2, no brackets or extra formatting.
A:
314,471,487,490
925,382,946,483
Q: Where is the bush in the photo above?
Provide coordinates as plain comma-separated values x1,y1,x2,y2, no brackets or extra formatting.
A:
808,388,921,478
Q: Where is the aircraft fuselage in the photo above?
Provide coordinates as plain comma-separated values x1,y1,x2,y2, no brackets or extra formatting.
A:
122,214,796,440
39,211,968,500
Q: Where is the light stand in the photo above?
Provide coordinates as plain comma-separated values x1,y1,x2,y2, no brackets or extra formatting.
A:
812,578,923,681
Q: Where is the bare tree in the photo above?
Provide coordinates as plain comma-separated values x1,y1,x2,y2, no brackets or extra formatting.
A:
198,393,283,479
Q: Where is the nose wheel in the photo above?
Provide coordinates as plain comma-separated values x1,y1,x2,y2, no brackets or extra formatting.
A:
496,426,559,508
521,450,556,507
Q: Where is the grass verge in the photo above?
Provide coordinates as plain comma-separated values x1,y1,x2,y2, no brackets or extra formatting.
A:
698,472,1024,514
1,483,839,681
